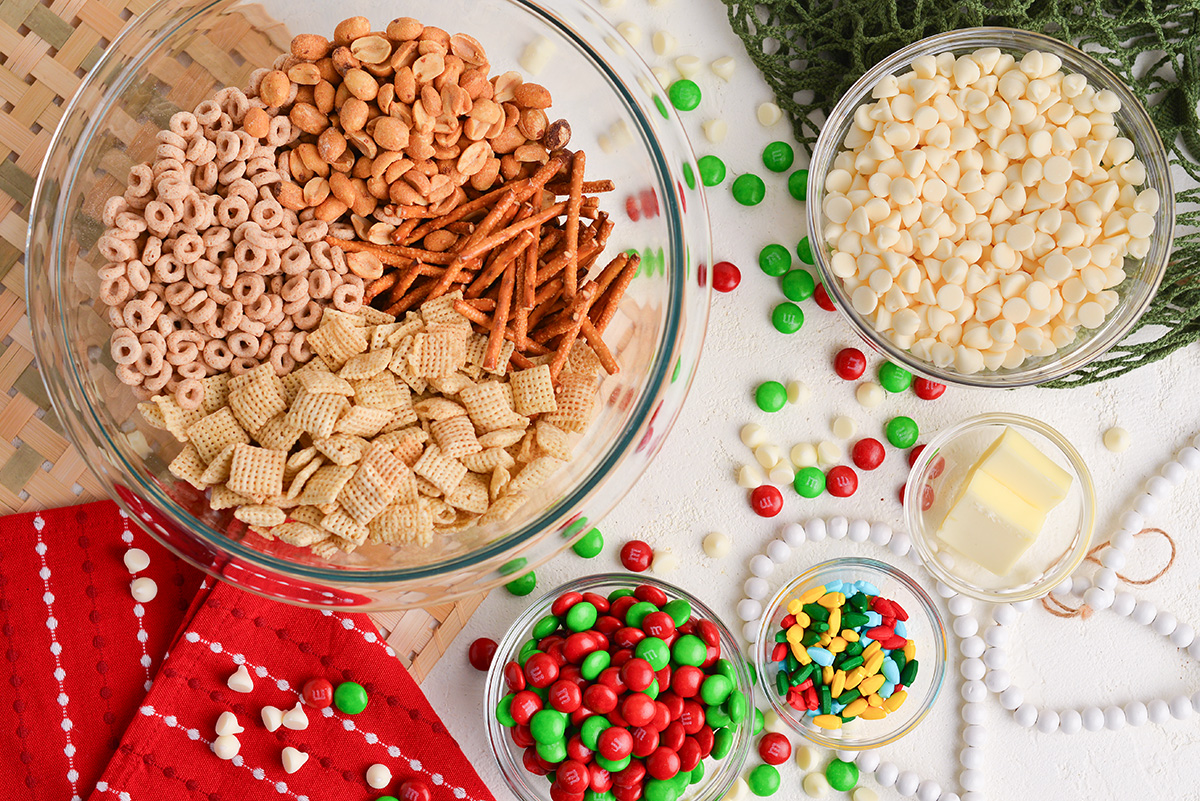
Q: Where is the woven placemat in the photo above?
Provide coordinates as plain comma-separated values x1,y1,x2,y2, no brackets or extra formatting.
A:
0,0,484,675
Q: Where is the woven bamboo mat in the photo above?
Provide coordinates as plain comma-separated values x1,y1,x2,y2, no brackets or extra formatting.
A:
0,0,484,679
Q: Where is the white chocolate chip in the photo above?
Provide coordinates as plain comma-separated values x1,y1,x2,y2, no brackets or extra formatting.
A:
675,55,702,80
851,788,880,801
702,119,728,143
795,745,816,770
261,705,283,732
790,443,817,468
519,36,555,75
603,36,625,57
597,134,615,154
281,746,309,775
702,531,731,559
803,771,831,798
736,463,764,489
762,707,785,733
651,549,679,574
786,380,811,404
1104,426,1131,453
711,57,736,81
816,440,842,467
757,102,782,127
740,423,768,448
226,665,254,694
598,0,625,6
123,548,150,574
856,382,885,408
650,67,671,88
366,763,392,789
130,577,157,603
212,734,240,760
616,21,642,46
724,779,751,801
754,443,782,469
768,461,795,485
652,31,677,56
832,416,857,440
214,711,244,737
282,701,309,731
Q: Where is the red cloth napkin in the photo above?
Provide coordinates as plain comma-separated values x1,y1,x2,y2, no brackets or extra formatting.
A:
0,501,204,801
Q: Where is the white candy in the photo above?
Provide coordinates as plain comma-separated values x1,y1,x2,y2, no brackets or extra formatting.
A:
598,0,625,6
736,464,764,488
226,665,254,693
616,21,641,46
675,56,702,79
816,440,842,467
736,599,762,622
757,102,782,127
123,548,150,574
795,745,816,770
650,67,672,89
852,790,880,801
282,701,309,730
215,711,243,736
281,746,309,774
768,462,795,485
856,382,885,408
832,415,857,439
130,577,158,603
741,423,768,448
702,119,728,143
703,531,731,559
755,443,782,469
1103,426,1131,452
723,778,750,801
652,31,677,56
366,763,392,789
651,549,679,574
787,380,812,404
803,772,831,798
212,734,240,760
791,443,817,468
711,57,736,81
261,705,283,732
519,36,555,75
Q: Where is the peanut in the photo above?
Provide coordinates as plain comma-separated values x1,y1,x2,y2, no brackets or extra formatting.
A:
343,68,379,101
288,63,322,86
544,118,571,150
350,35,392,65
346,251,384,280
333,16,371,46
289,103,329,136
386,17,424,41
372,116,410,151
258,70,291,107
291,33,332,61
513,82,552,109
340,97,369,131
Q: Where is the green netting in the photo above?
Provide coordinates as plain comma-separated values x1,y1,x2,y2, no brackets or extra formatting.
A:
721,0,1200,386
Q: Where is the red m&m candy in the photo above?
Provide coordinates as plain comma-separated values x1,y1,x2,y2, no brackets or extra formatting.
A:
599,726,635,760
758,731,792,764
834,348,866,380
620,540,654,572
913,377,946,400
468,637,498,671
750,485,783,517
398,779,432,801
826,466,858,497
301,678,333,709
851,438,885,471
814,283,835,311
712,261,741,293
645,746,680,780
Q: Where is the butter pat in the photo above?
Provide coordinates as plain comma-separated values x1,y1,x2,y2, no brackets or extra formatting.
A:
937,469,1044,575
974,427,1072,511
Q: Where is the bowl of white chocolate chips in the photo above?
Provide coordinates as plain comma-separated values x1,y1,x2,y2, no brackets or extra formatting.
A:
807,27,1174,387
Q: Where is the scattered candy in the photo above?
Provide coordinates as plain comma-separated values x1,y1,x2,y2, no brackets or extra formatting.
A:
852,438,885,471
703,531,732,559
652,31,677,56
788,169,809,201
469,638,499,671
790,443,817,468
668,79,702,110
803,771,831,798
652,548,680,574
813,283,835,311
572,527,605,558
616,21,642,45
758,731,792,764
768,461,795,486
826,465,859,497
913,377,946,400
215,711,243,737
123,548,150,573
886,416,920,449
751,485,784,517
1104,426,1131,452
366,763,393,789
796,237,814,265
519,35,556,75
261,705,283,732
281,746,309,775
878,362,914,393
832,416,857,440
748,763,781,796
698,155,727,186
226,665,254,694
852,788,879,801
758,244,792,276
130,576,158,603
282,701,309,731
793,467,825,499
756,102,782,127
711,56,736,81
620,540,654,572
712,261,741,292
703,119,729,143
762,141,795,173
815,440,841,467
398,779,432,801
755,444,781,468
334,681,369,715
732,174,766,206
781,270,815,302
755,381,788,413
834,348,866,381
506,571,538,597
675,55,703,79
856,382,884,409
301,677,333,708
651,66,671,89
737,463,765,489
212,734,240,760
826,758,860,791
772,303,805,334
741,423,769,448
795,745,816,770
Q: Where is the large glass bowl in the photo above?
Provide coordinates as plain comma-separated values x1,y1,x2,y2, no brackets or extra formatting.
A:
485,574,754,801
26,0,710,609
806,27,1174,388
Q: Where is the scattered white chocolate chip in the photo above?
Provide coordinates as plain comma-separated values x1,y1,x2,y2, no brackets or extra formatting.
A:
856,382,885,409
768,462,795,485
702,531,731,559
123,548,150,574
736,463,765,489
816,440,842,467
130,577,157,603
786,380,811,404
724,778,751,801
851,789,880,801
740,423,769,448
598,134,615,154
832,415,857,440
790,443,817,468
599,0,625,7
762,707,787,733
1104,426,1131,452
757,101,782,126
282,701,309,731
366,763,392,789
281,746,309,775
651,549,679,574
604,35,626,57
616,21,642,46
652,31,677,56
212,734,240,760
754,443,782,469
215,711,244,737
519,36,555,75
795,745,817,770
226,665,254,694
711,57,736,81
803,771,831,798
261,705,283,732
675,55,702,80
651,67,672,89
608,119,634,149
702,119,728,144
127,431,153,458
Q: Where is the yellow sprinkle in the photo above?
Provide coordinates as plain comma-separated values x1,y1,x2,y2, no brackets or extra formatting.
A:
844,667,867,689
844,698,869,718
831,670,846,698
795,612,811,627
841,629,860,642
828,608,841,634
884,690,908,712
787,625,805,644
799,586,825,605
864,652,885,675
861,706,887,720
790,642,811,664
817,592,844,609
859,674,886,697
903,641,916,661
822,665,834,685
819,633,832,647
787,599,804,616
813,714,843,730
867,692,884,708
828,638,847,655
863,641,882,659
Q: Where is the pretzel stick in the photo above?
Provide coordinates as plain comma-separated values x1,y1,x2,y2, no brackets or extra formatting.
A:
462,297,497,312
536,239,603,285
509,351,535,370
392,217,421,243
456,202,570,264
384,279,436,316
465,230,535,298
452,299,550,355
427,188,519,300
382,261,425,307
401,181,529,244
593,252,640,334
579,317,619,375
545,179,616,195
485,259,516,370
365,271,400,302
327,236,456,266
591,252,630,296
563,153,584,301
549,283,596,380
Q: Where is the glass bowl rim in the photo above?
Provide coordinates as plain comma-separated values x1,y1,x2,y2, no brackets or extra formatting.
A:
483,572,754,800
26,0,708,588
753,555,948,749
904,411,1097,602
805,25,1176,389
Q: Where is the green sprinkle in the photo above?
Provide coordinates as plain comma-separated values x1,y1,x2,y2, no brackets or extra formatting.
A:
758,243,792,276
572,527,604,558
788,168,809,201
762,141,795,172
697,155,727,186
755,381,788,413
772,302,805,334
796,236,814,265
781,269,815,302
505,571,537,596
732,174,766,206
886,416,920,448
668,79,702,110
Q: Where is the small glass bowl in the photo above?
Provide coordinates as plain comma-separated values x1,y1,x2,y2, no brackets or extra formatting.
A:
905,412,1096,602
484,574,753,801
806,27,1175,388
754,558,946,750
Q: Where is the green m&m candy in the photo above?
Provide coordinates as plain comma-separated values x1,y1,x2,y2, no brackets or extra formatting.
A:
565,601,598,632
495,693,516,726
788,168,809,200
752,706,765,735
796,236,814,265
725,688,748,722
781,269,815,301
826,758,860,791
625,601,658,629
794,466,825,498
530,708,568,743
711,727,735,759
672,634,707,667
580,714,608,749
581,650,610,680
732,173,766,206
772,302,804,334
536,738,566,764
572,527,604,558
663,598,691,626
505,570,537,596
698,155,727,186
878,361,913,393
334,681,369,714
635,637,671,671
699,673,733,705
762,141,795,172
755,381,788,413
668,79,702,110
886,415,920,448
532,614,560,639
758,244,792,276
748,764,781,796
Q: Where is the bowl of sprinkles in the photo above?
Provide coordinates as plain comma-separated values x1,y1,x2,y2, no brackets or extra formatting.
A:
486,574,754,801
755,558,947,749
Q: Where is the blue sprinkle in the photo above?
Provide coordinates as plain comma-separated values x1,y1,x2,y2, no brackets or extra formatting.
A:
805,709,818,717
807,646,835,667
881,658,900,684
865,611,883,627
895,620,908,638
831,701,845,714
860,636,873,646
824,580,844,593
856,581,880,596
880,680,895,698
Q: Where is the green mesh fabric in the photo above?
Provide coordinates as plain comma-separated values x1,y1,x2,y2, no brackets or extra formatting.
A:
721,1,1200,386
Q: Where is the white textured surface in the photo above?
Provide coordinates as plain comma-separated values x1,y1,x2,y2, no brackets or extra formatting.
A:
421,3,1200,798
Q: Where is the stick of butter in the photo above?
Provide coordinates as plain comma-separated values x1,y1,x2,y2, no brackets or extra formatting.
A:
973,427,1072,511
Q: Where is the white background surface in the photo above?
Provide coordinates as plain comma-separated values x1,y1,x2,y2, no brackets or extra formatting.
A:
421,2,1200,799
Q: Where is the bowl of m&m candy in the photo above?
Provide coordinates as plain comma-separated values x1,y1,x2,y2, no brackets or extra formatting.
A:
755,558,947,749
486,574,754,801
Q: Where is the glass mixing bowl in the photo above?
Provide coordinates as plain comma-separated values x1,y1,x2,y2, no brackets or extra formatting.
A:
26,0,710,609
485,574,753,801
806,27,1174,388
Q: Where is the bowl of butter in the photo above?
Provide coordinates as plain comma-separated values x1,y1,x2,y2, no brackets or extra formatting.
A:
905,412,1095,602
